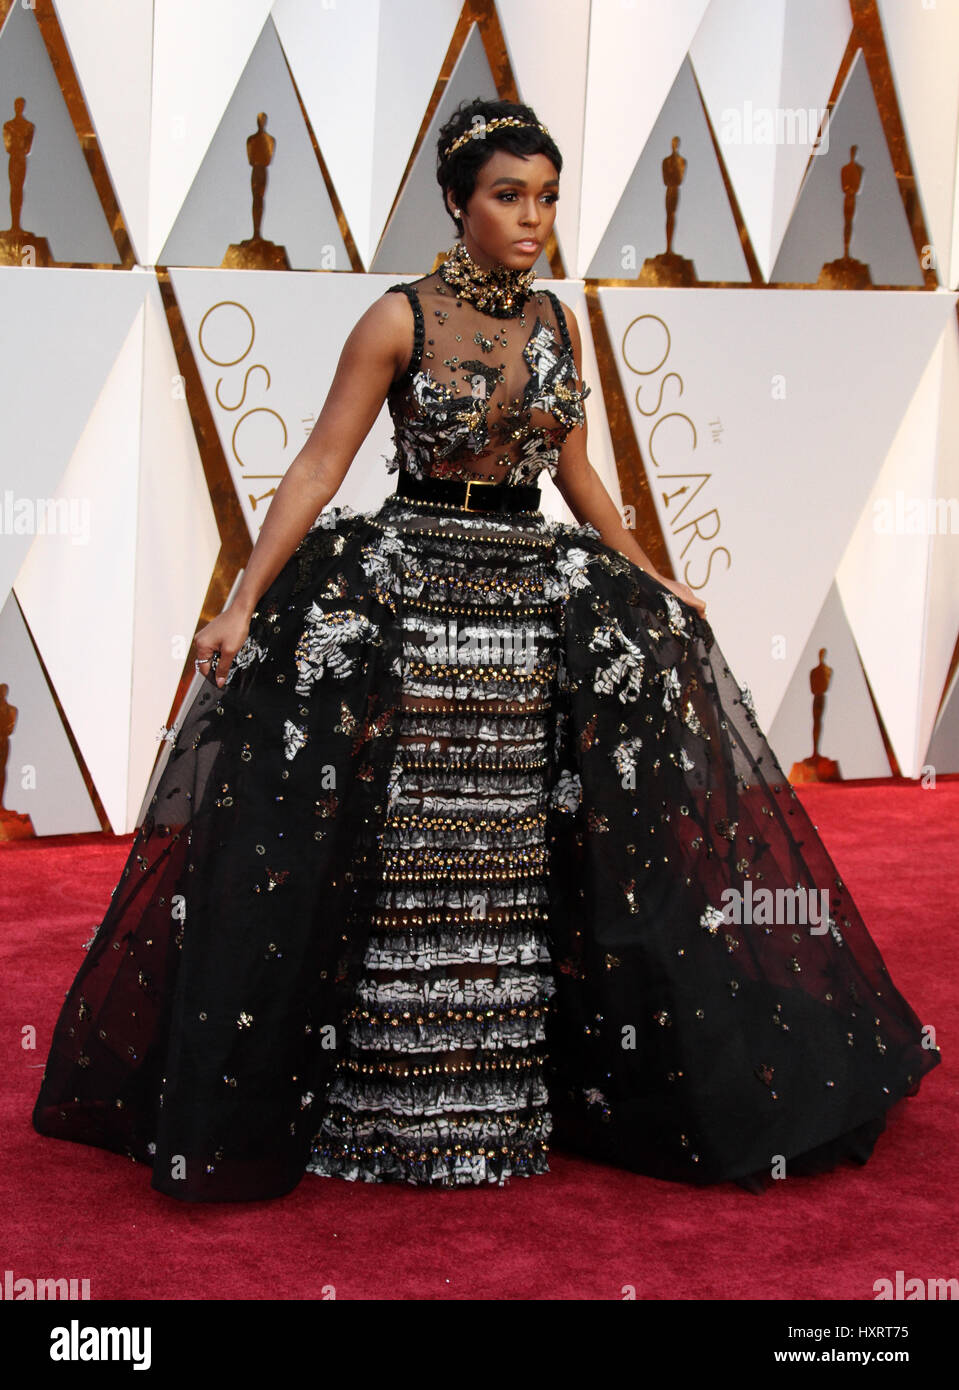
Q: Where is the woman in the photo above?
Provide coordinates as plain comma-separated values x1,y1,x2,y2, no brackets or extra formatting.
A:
33,98,939,1201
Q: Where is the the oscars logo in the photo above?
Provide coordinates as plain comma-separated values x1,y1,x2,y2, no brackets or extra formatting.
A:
0,97,53,266
222,112,290,269
637,136,698,286
789,648,842,783
817,145,872,288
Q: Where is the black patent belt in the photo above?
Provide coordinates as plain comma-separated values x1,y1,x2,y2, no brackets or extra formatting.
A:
395,469,540,514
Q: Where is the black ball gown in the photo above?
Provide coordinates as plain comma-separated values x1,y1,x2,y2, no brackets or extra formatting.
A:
32,245,940,1201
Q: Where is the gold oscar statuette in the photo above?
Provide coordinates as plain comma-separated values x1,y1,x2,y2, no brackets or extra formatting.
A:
817,145,872,289
0,683,36,840
789,648,842,783
222,111,291,270
0,97,53,267
637,136,698,287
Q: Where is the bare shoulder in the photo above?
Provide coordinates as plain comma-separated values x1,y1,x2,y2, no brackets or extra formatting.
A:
348,284,414,340
338,283,418,377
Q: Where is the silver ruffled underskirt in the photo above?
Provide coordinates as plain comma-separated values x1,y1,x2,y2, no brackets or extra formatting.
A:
306,499,560,1186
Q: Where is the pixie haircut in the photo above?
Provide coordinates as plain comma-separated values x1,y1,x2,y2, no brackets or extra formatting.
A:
436,97,563,235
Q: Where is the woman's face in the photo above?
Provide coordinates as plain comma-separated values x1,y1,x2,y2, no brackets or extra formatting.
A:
447,149,559,270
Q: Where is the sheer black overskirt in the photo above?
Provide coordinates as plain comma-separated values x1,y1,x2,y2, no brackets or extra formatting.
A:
32,496,940,1200
33,507,405,1202
542,533,940,1188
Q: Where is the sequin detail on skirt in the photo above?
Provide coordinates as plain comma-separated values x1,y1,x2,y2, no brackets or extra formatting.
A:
306,498,559,1185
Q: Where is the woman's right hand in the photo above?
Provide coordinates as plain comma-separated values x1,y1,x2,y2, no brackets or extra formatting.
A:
193,604,253,688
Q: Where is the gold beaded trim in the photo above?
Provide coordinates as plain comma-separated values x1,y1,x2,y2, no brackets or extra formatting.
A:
386,810,546,832
403,597,547,618
402,529,553,553
406,660,555,683
368,906,550,929
442,117,551,161
338,1055,544,1079
349,1002,550,1026
397,698,551,715
404,569,546,591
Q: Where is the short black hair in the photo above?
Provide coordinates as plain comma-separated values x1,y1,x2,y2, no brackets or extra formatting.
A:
436,97,563,235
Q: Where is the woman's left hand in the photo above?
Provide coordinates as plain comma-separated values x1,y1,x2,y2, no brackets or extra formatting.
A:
653,572,708,619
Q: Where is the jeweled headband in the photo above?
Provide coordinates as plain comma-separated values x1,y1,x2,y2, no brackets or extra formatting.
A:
442,116,551,161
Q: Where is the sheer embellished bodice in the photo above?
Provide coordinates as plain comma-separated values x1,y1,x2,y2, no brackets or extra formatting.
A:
383,264,591,486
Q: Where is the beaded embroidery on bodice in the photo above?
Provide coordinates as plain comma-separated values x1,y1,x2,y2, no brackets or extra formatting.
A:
383,268,591,486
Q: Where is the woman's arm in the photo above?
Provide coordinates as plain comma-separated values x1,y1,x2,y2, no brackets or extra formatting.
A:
552,301,706,616
195,289,415,684
230,290,413,616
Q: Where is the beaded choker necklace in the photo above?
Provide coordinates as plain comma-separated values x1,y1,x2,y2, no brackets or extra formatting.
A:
437,241,536,318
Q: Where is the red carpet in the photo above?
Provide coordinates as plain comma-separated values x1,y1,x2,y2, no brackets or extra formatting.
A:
1,779,953,1301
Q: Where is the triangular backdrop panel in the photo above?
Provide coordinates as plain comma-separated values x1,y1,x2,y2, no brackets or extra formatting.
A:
56,0,154,266
147,0,277,265
578,0,710,276
878,0,959,290
768,580,890,781
128,279,220,832
272,0,383,265
926,665,959,778
15,302,144,832
837,316,959,777
770,49,923,286
158,11,348,271
277,0,465,268
0,590,100,836
0,1,119,264
920,321,959,764
11,273,220,834
0,267,146,601
691,0,850,282
586,55,750,282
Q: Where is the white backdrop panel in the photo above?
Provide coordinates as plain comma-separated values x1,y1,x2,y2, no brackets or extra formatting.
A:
878,0,959,291
15,306,143,832
579,0,710,274
158,14,349,271
771,50,923,286
598,283,955,734
0,267,146,601
0,591,101,835
272,0,381,262
768,579,891,779
497,0,591,276
148,0,275,265
0,2,119,264
691,0,849,282
170,267,408,531
56,0,154,267
128,277,220,833
837,313,959,777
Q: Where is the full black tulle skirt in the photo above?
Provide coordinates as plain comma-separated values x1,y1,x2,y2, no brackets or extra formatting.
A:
32,491,941,1201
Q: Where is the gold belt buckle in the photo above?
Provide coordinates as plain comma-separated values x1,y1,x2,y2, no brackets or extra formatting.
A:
463,477,495,512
